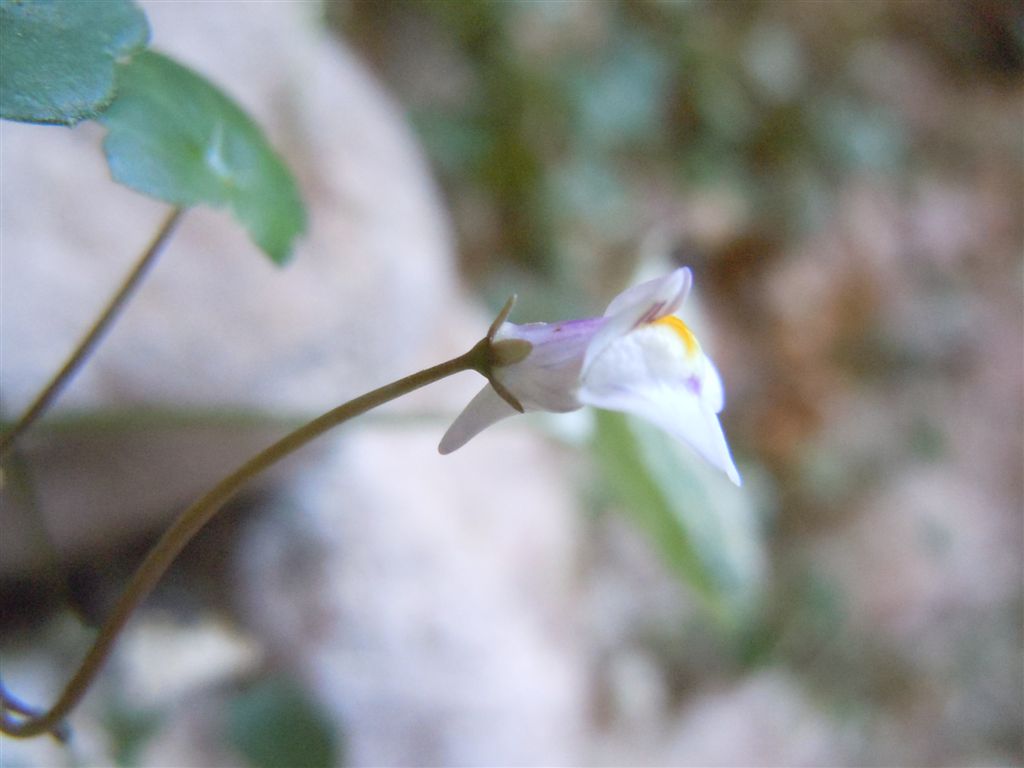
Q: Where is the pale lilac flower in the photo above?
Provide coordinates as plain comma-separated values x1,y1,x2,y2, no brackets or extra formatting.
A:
440,268,742,485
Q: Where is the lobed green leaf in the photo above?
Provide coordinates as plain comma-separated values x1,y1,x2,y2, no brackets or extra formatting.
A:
99,51,306,264
0,0,149,125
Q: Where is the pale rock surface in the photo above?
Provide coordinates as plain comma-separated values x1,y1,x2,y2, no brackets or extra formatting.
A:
664,670,850,767
588,665,850,767
235,424,587,767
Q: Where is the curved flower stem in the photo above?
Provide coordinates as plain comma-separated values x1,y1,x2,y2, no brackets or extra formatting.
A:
0,208,185,459
0,338,491,739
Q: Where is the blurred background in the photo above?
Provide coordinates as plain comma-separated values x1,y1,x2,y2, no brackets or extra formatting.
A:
2,1,1021,766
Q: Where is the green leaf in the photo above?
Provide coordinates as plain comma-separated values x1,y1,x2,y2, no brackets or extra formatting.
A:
0,0,149,125
592,410,763,623
99,51,306,264
227,676,340,768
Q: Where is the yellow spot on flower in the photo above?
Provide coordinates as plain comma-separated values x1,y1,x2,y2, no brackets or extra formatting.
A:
653,315,699,357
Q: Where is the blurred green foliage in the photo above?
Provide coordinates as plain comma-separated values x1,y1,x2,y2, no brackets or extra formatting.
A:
103,699,162,767
592,410,762,625
335,0,930,301
226,675,340,768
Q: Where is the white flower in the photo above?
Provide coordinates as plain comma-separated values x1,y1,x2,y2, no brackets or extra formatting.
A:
440,267,742,485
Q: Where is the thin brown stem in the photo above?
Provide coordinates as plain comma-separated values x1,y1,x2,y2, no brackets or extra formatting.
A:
0,208,185,458
0,339,489,739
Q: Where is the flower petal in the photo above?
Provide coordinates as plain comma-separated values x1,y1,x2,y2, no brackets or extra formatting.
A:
701,352,726,414
578,383,742,485
602,267,693,319
438,383,520,454
583,267,692,376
